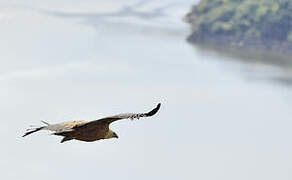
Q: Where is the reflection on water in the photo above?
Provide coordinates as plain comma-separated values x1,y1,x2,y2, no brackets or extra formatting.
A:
1,1,292,180
195,43,292,68
194,44,292,86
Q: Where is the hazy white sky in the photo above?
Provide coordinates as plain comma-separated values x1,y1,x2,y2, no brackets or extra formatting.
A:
1,0,292,180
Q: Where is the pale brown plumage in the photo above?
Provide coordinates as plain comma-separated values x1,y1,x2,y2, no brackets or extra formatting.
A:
23,103,161,143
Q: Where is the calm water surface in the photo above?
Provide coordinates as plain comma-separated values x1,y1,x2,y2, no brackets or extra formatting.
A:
1,0,292,180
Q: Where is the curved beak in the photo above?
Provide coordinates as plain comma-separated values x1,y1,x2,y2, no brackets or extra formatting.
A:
113,132,119,138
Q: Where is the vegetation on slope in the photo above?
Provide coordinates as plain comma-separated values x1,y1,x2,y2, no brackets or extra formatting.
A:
185,0,292,52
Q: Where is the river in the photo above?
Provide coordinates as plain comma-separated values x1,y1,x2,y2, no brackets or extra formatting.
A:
1,0,292,180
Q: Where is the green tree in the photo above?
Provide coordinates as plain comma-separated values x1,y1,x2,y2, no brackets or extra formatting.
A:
186,0,292,48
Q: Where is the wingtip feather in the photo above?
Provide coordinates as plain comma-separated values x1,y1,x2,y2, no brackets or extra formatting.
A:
145,103,161,117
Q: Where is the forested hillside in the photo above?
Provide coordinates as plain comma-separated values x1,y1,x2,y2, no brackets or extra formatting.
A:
185,0,292,53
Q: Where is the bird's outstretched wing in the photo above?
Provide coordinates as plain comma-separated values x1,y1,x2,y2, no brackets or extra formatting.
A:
73,103,161,130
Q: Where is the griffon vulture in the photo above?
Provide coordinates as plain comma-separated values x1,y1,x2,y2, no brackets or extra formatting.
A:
23,103,161,143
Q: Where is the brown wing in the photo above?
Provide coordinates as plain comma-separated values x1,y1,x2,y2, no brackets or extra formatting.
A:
55,120,109,142
73,103,161,130
22,120,87,137
44,120,87,132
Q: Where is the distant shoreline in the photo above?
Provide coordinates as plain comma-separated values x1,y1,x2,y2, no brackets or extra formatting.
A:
186,33,292,55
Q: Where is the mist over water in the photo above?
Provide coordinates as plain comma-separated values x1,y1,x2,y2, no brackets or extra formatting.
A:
1,0,292,180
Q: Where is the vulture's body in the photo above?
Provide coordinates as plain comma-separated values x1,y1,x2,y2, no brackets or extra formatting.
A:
23,104,161,143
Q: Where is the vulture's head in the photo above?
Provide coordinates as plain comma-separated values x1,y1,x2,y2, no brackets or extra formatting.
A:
105,129,119,139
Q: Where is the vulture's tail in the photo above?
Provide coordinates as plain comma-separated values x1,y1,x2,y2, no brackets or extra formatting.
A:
22,121,50,137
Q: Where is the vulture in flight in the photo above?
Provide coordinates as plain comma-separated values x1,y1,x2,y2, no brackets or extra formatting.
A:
23,103,161,143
